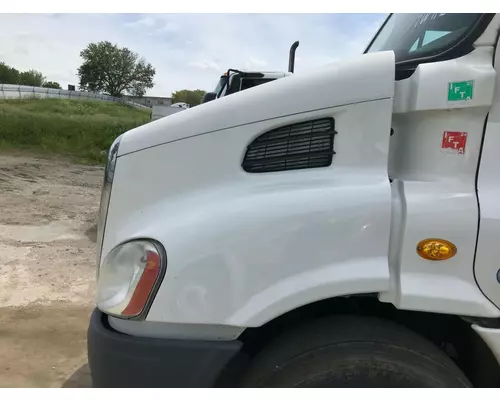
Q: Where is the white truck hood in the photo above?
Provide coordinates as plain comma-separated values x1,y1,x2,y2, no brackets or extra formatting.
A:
118,51,395,157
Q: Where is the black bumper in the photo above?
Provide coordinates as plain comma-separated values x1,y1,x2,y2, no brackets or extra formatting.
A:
87,309,245,387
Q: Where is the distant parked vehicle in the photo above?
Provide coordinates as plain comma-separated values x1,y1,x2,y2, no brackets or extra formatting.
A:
170,102,190,109
151,103,189,121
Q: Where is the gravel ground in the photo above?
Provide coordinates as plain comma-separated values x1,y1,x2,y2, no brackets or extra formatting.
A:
0,153,103,387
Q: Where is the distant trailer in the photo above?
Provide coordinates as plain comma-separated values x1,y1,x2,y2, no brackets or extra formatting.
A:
152,103,190,121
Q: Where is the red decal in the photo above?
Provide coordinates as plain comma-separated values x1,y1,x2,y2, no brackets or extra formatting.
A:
442,131,467,155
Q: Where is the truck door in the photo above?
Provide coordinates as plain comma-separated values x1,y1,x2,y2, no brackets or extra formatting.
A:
475,26,500,311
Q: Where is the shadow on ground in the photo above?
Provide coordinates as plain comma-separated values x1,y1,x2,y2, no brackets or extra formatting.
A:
0,305,93,388
62,364,92,388
85,224,97,243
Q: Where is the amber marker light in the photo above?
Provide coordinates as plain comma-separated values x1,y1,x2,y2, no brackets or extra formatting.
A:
417,238,457,261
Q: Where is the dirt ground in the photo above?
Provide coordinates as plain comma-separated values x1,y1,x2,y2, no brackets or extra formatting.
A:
0,153,103,387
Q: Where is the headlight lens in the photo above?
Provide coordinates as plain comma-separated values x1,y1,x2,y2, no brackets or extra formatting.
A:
96,135,122,268
97,240,164,318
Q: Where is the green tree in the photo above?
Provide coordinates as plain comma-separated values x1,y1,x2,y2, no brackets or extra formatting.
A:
171,89,206,107
77,41,155,97
19,69,46,87
0,62,20,84
42,81,62,89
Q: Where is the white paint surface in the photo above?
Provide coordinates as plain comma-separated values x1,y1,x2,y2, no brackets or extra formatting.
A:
103,51,395,326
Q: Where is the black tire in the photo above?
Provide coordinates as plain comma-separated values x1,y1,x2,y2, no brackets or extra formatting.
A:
239,315,471,388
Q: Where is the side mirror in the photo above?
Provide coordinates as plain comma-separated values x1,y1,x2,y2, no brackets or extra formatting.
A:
201,92,217,104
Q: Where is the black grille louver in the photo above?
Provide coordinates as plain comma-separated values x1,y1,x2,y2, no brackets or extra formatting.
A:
242,118,336,173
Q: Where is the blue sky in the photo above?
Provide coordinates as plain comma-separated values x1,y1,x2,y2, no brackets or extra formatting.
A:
0,13,387,97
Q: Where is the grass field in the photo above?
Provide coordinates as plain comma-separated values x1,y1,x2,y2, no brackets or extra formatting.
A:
0,98,151,164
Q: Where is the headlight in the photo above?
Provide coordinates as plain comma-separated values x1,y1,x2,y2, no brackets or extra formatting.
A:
97,240,165,318
96,135,122,268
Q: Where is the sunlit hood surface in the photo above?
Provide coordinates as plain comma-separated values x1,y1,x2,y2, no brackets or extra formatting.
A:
118,51,395,157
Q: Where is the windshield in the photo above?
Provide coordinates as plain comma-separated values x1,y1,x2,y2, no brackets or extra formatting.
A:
366,13,484,63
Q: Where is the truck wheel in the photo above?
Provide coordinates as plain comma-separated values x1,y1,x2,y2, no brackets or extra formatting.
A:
239,315,470,387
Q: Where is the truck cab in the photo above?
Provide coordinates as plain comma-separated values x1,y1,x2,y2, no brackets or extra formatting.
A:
201,41,299,103
88,13,500,387
202,70,291,103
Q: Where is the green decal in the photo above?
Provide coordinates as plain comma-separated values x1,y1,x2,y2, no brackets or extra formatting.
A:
448,80,474,101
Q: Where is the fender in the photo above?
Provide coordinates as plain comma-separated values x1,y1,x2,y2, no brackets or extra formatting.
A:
102,50,395,328
104,101,394,327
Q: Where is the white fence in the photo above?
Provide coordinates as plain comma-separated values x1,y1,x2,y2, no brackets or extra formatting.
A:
0,84,149,109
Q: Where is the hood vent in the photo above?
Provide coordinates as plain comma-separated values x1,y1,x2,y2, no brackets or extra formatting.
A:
242,118,336,173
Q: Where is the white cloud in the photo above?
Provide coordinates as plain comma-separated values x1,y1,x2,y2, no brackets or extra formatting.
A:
0,13,387,97
188,60,221,71
245,57,268,70
124,16,156,28
155,22,180,34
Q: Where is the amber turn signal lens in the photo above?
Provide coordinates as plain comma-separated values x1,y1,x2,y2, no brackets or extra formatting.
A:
417,239,457,261
122,250,161,317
